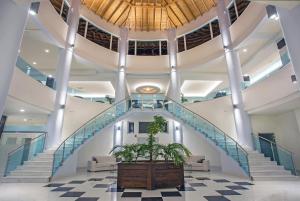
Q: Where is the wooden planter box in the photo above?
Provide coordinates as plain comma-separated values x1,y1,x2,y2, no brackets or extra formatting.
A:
117,161,184,190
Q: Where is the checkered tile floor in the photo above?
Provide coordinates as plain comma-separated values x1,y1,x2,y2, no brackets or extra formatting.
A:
44,172,254,201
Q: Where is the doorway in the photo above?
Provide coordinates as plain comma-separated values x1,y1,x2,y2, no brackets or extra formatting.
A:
258,133,279,164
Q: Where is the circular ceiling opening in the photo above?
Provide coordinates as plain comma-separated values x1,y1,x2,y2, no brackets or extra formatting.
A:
82,0,217,31
136,85,160,93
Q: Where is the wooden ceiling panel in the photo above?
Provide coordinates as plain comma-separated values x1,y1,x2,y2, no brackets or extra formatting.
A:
82,0,217,31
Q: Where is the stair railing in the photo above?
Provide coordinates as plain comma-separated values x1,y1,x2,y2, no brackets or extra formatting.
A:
162,96,250,177
4,132,47,176
51,97,130,176
252,134,297,175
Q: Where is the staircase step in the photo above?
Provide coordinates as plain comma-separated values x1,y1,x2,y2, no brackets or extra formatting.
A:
250,165,284,171
17,165,52,171
1,176,50,183
10,170,51,176
252,175,299,181
250,170,291,176
24,160,53,166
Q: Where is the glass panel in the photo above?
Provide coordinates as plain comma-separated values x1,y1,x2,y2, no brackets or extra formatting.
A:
86,23,111,49
111,36,119,52
61,1,69,23
228,2,237,25
211,19,220,38
136,41,160,56
5,134,45,176
161,41,168,55
177,36,185,52
128,41,135,55
50,0,63,14
186,24,211,50
77,18,86,37
236,0,250,16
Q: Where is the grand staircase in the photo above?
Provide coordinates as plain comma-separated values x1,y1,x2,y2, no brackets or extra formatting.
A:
2,95,298,182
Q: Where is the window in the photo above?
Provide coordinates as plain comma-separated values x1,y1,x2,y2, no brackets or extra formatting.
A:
61,1,69,23
128,41,135,55
161,41,168,55
128,122,134,133
77,18,87,37
177,36,185,52
211,19,220,38
50,0,63,14
236,0,250,16
186,24,211,50
136,41,160,56
111,36,119,52
86,23,111,49
228,2,237,25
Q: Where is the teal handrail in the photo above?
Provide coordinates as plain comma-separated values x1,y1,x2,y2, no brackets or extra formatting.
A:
164,96,250,176
252,134,297,175
51,97,129,176
51,94,251,177
4,132,47,176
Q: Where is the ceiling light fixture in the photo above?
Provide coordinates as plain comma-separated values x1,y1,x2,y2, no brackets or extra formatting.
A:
23,118,28,122
243,48,247,53
266,5,279,21
44,49,50,53
29,9,36,16
20,109,25,113
33,61,37,65
48,74,53,78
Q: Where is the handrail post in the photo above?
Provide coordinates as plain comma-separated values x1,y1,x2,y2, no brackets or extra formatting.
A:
291,153,297,175
236,143,240,164
224,135,228,154
72,134,76,153
61,143,66,165
270,142,275,162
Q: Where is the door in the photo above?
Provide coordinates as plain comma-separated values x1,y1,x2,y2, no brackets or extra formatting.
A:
258,133,279,163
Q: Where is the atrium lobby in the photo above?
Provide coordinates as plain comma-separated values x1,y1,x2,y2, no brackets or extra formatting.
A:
1,0,300,201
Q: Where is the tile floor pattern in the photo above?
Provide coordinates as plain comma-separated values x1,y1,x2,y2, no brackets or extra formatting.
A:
1,171,300,201
41,172,254,201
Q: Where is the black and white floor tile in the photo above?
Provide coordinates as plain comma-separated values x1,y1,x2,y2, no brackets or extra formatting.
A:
41,171,256,201
1,171,300,201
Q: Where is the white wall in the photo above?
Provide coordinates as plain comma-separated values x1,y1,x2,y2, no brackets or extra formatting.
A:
251,110,300,170
76,112,222,170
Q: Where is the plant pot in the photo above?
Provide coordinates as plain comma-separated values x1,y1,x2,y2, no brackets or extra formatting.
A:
117,160,184,190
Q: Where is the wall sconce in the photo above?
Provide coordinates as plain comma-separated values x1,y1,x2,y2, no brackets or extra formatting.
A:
291,75,297,84
59,104,65,109
175,126,179,131
266,5,279,20
233,104,238,109
243,75,250,82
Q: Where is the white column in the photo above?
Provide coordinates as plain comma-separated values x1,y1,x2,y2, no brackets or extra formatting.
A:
167,28,181,102
0,1,30,118
47,0,80,149
217,0,253,149
277,5,300,89
115,28,128,102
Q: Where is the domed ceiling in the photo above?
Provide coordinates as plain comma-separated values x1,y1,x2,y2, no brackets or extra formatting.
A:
82,0,217,31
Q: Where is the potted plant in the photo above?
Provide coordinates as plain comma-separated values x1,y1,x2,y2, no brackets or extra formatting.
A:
110,115,191,190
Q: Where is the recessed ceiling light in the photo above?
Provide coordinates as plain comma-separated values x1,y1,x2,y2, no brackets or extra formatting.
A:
23,118,28,122
44,49,50,53
48,74,53,78
33,61,37,65
20,109,25,113
29,9,36,16
243,48,247,53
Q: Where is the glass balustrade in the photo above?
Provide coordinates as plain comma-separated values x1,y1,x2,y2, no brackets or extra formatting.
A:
4,133,46,176
52,99,129,175
252,134,296,175
51,94,251,177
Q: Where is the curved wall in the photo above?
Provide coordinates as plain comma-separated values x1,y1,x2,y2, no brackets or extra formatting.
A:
8,67,110,140
36,1,266,73
184,64,298,140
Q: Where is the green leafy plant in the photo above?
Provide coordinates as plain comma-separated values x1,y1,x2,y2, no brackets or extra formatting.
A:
110,115,191,165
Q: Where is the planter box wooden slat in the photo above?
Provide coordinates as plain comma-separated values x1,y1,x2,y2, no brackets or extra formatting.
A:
117,161,184,190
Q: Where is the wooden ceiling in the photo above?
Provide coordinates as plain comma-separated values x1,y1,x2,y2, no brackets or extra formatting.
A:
82,0,217,31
